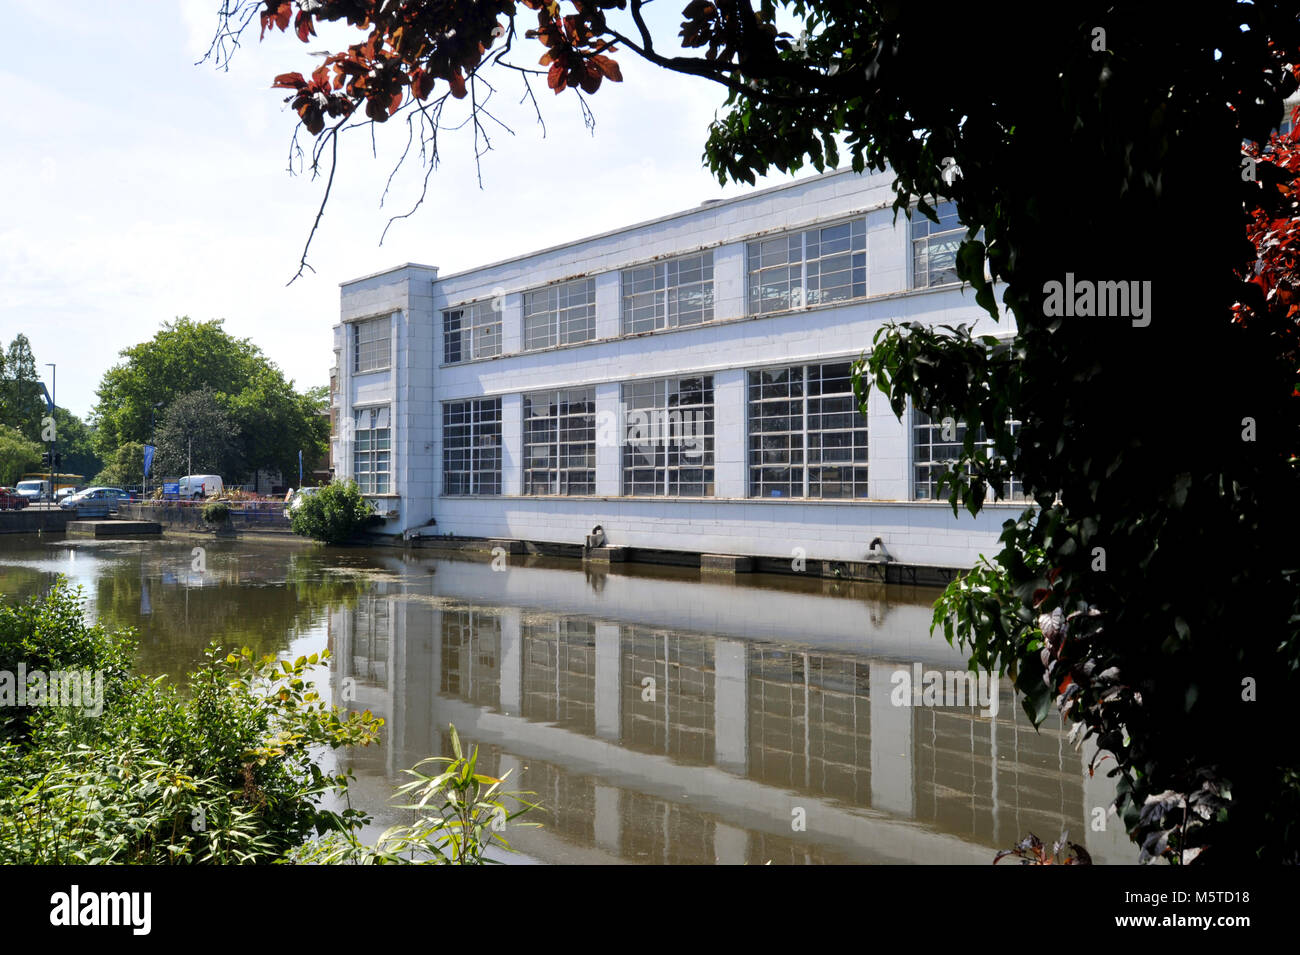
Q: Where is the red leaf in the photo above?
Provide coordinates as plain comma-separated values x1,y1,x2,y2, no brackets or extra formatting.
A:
273,72,307,90
295,12,316,43
411,70,434,101
547,61,566,92
448,70,467,100
589,54,622,82
579,63,602,94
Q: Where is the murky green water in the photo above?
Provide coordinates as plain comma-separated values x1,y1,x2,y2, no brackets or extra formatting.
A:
0,534,1129,864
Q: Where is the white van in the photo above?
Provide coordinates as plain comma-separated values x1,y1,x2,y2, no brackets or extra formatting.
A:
14,479,51,502
178,475,224,500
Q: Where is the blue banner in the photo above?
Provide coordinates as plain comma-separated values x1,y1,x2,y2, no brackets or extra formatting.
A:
143,444,155,478
299,449,303,486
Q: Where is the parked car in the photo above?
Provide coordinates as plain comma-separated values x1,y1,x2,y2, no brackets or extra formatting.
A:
178,475,224,500
0,487,29,510
284,486,321,518
54,486,80,502
14,479,51,502
59,487,128,518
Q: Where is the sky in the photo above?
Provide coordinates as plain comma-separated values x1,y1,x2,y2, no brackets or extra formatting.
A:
0,0,808,421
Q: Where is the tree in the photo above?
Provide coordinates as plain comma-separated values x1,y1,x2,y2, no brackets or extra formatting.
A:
0,426,41,487
93,441,146,489
91,318,262,456
227,368,329,484
50,408,102,481
213,2,1300,863
0,334,45,442
152,388,244,480
91,318,327,482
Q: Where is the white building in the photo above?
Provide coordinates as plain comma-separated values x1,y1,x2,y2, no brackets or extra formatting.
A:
332,167,1023,573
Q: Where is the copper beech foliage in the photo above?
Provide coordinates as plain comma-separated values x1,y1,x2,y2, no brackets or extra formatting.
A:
257,0,632,135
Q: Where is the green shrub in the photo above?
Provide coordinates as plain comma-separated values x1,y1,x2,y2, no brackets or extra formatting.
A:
201,500,230,523
289,480,374,544
296,724,541,865
0,580,383,864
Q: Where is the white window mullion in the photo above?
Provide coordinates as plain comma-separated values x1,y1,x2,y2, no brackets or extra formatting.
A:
801,366,811,498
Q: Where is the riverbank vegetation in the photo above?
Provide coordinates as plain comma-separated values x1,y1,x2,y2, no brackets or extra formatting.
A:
288,479,375,544
0,580,539,864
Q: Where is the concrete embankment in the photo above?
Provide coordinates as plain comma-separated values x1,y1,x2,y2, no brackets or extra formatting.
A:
115,503,298,539
0,509,72,534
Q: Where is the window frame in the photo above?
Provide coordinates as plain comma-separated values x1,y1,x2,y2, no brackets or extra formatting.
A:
747,361,870,500
620,251,715,335
621,375,715,497
911,407,1024,501
522,387,597,495
352,316,392,374
442,397,503,496
910,200,981,289
352,405,392,495
443,299,502,364
522,277,596,351
746,218,867,316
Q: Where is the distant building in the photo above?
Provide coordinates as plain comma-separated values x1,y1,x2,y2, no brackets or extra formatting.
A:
331,167,1024,570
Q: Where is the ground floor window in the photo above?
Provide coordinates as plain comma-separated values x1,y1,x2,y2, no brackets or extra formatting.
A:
748,361,868,498
523,387,596,494
912,409,1024,500
443,398,502,494
622,376,715,496
353,406,391,494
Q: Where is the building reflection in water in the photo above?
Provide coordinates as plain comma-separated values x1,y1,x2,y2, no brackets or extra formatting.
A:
327,564,1124,865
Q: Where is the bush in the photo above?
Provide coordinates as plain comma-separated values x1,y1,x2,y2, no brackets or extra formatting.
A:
296,724,541,865
289,480,374,544
0,580,383,864
201,500,230,523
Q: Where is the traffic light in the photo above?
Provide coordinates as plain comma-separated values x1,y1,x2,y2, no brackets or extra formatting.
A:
53,453,62,469
40,451,50,468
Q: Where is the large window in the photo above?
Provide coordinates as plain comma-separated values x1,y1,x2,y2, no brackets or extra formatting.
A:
523,388,596,495
748,362,869,499
747,219,866,315
353,317,391,374
622,376,714,496
621,252,714,334
523,278,596,350
910,200,967,288
443,398,502,495
353,406,391,494
913,409,1023,500
444,300,501,363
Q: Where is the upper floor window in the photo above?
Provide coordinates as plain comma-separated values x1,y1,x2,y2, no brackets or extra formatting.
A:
622,376,715,496
444,300,502,364
912,408,1023,501
747,219,866,315
443,398,502,495
523,278,596,351
353,316,391,374
748,361,868,499
910,201,968,288
353,406,391,494
522,387,596,495
621,252,715,334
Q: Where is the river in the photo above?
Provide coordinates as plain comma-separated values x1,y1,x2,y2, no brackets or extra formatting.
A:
0,534,1131,864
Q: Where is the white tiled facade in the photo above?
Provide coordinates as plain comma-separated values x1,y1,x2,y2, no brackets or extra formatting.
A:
333,167,1022,568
